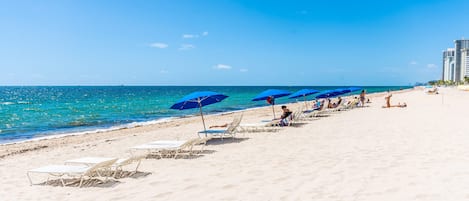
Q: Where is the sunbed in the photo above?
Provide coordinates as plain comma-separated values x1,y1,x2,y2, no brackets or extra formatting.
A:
131,139,199,159
198,114,243,139
27,158,117,187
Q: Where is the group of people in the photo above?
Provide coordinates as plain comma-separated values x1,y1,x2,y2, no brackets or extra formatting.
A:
311,90,368,110
210,90,405,129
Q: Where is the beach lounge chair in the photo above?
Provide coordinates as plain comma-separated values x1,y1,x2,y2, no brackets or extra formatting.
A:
198,114,243,139
238,120,283,132
27,158,118,187
64,156,144,178
131,138,200,159
111,155,145,178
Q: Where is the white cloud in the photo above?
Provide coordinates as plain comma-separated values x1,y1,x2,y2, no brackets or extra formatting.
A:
409,61,418,65
182,34,199,38
240,68,248,72
179,44,195,50
160,69,169,74
427,64,437,68
149,43,168,48
202,31,208,36
213,64,232,70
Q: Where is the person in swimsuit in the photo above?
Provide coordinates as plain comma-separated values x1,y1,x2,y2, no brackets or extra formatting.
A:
359,90,366,106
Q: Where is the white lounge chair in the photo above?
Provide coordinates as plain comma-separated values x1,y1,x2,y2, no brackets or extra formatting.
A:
111,155,146,178
198,114,243,139
27,158,118,187
238,120,282,132
131,138,200,159
64,156,144,178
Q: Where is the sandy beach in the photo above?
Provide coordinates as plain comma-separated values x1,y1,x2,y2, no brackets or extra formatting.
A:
1,87,469,200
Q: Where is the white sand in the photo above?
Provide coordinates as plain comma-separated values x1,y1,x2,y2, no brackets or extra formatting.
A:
1,87,469,200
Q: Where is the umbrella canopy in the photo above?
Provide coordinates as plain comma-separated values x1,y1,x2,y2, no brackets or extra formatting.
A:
288,89,320,99
252,89,291,119
252,89,291,101
315,90,343,99
170,91,228,110
170,91,228,136
333,88,352,94
348,87,362,92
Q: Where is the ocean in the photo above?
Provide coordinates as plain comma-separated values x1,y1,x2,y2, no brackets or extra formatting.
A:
0,86,411,144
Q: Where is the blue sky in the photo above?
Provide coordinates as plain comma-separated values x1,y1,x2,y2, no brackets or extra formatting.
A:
1,0,468,86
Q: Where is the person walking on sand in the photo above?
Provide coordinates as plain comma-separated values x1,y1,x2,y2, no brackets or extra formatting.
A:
359,90,366,107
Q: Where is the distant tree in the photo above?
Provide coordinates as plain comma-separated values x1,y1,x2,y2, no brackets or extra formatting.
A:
428,80,437,85
465,76,469,84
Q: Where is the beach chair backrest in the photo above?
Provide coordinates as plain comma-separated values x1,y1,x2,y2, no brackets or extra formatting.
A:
118,155,145,167
85,158,118,176
226,114,243,133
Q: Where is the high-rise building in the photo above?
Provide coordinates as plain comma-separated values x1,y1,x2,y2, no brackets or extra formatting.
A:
442,39,469,82
461,48,469,81
442,48,455,81
455,39,469,81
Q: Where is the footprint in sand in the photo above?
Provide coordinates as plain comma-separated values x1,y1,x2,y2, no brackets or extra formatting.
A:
183,184,199,190
152,192,173,198
222,184,236,189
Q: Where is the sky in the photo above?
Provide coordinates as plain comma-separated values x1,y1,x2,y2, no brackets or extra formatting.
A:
1,0,468,86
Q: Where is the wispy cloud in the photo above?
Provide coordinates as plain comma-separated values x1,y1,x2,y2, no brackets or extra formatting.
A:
149,43,168,48
160,69,169,74
202,31,208,36
240,68,248,72
427,64,437,68
179,44,195,50
409,61,418,65
213,64,232,70
182,34,199,39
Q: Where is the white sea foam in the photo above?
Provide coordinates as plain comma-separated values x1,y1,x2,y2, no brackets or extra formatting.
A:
0,117,178,145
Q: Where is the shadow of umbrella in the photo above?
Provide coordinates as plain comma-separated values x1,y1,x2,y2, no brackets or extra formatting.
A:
252,89,291,119
170,91,228,136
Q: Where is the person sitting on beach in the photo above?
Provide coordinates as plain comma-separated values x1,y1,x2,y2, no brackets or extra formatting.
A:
426,87,439,94
275,105,292,126
312,100,321,110
382,94,407,108
383,94,392,108
327,99,334,108
335,97,343,108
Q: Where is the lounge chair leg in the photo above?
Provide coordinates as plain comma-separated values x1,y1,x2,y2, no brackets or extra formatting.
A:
78,176,84,188
134,160,142,173
27,172,33,186
60,178,66,187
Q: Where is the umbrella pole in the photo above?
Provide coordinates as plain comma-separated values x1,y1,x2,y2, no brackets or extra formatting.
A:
199,102,207,137
271,104,276,119
304,96,307,109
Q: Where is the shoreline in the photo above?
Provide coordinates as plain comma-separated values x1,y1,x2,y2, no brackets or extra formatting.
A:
0,88,413,159
0,86,412,145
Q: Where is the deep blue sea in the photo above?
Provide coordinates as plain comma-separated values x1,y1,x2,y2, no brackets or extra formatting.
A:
0,86,411,143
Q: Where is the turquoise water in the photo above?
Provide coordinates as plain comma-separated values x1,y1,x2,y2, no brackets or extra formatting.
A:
0,86,410,143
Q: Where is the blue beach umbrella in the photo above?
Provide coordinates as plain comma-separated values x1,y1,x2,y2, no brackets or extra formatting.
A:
335,88,352,94
288,89,320,108
315,90,342,99
252,89,291,119
170,91,228,135
348,87,362,92
288,89,320,99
